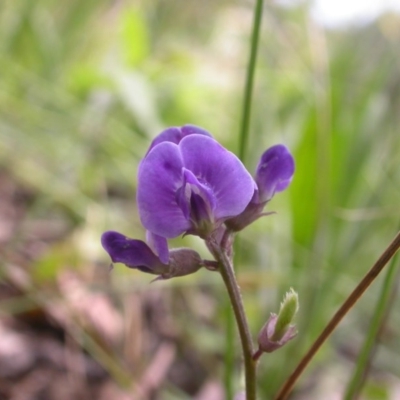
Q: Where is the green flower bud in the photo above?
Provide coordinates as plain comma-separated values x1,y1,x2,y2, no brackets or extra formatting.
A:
256,288,299,355
272,287,299,341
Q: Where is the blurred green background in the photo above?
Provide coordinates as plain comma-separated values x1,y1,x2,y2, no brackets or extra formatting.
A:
1,1,400,399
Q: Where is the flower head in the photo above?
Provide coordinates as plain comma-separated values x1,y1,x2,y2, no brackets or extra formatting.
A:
137,128,255,239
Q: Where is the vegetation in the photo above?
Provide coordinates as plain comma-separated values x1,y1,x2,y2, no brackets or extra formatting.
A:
0,1,399,399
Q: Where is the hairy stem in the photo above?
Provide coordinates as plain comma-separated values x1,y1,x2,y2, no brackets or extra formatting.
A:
207,239,257,400
274,231,400,400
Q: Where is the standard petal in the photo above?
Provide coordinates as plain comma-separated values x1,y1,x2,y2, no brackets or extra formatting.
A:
145,127,183,156
145,125,212,157
181,124,212,138
137,141,190,238
255,144,295,203
101,231,167,273
180,135,255,219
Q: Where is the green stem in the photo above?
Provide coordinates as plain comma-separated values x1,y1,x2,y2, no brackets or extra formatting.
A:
274,231,400,400
208,239,257,400
238,0,264,161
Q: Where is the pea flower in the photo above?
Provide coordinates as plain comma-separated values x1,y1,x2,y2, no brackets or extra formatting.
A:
137,126,255,239
101,125,294,281
225,144,295,231
101,231,204,280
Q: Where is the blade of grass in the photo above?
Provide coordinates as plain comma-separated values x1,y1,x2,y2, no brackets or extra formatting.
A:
224,1,264,398
344,244,400,399
238,0,264,161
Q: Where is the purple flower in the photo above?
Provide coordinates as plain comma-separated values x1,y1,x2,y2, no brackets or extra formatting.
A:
137,128,255,239
225,144,294,231
101,231,203,280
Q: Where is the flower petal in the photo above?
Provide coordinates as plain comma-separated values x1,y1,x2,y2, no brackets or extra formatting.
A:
255,144,295,203
146,127,182,156
137,141,190,238
180,135,255,219
176,168,216,220
146,231,169,264
145,125,212,157
101,231,167,274
181,124,212,138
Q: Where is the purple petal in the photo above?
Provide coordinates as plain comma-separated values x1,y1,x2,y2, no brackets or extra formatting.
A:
101,231,167,274
180,135,255,219
137,142,190,238
181,124,212,138
255,144,295,203
176,168,217,224
145,125,212,157
146,127,182,156
146,231,169,264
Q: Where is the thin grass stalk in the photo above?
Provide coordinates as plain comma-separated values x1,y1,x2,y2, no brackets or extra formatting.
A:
223,1,264,397
344,250,400,399
274,230,400,400
238,0,264,161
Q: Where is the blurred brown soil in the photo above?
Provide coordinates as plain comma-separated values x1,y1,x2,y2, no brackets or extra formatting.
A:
0,169,223,400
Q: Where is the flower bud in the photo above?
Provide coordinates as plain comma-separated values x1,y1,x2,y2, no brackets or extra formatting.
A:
256,288,299,354
225,144,294,232
255,144,295,203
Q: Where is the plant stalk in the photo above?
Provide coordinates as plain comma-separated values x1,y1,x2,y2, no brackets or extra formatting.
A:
344,246,400,399
208,239,257,400
274,231,400,400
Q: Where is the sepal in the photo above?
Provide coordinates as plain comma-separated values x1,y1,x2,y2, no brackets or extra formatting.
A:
255,288,299,357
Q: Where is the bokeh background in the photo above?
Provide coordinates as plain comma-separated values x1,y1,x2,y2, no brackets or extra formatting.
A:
1,1,400,399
